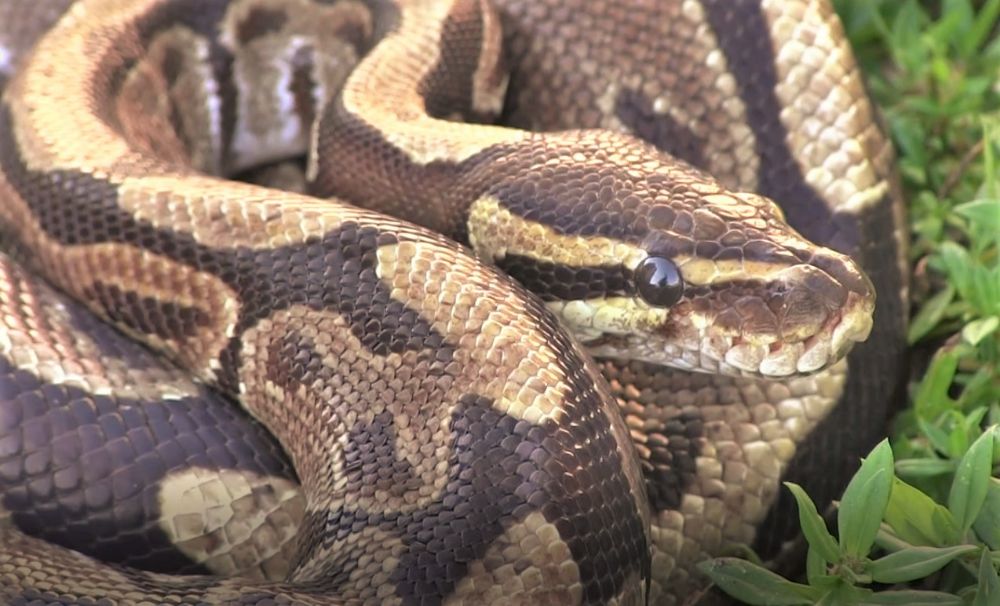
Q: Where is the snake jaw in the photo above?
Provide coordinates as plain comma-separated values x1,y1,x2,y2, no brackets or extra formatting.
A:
698,253,875,377
696,263,875,377
720,307,871,377
565,248,876,379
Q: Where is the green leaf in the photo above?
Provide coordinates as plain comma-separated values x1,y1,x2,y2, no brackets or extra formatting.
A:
962,408,990,440
962,316,999,346
816,581,870,606
936,242,974,303
984,119,1000,201
968,265,1000,316
859,590,965,605
696,558,816,605
972,548,1000,606
966,375,1000,420
884,477,959,546
806,547,830,585
948,427,996,535
889,1,928,66
972,478,1000,549
876,523,918,554
894,457,955,478
918,416,955,457
913,350,960,420
908,285,956,343
868,545,979,583
838,439,895,557
892,117,930,169
954,198,1000,236
947,411,974,460
785,483,841,563
933,0,972,47
967,0,1000,57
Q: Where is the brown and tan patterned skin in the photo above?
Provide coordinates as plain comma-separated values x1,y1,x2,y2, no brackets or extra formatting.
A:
0,0,906,605
0,252,306,579
310,0,906,601
482,1,908,600
0,1,655,603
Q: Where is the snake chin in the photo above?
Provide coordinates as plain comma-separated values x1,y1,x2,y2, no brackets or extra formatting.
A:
711,290,874,377
723,298,874,377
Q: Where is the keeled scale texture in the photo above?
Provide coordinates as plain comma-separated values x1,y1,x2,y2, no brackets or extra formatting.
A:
494,0,907,600
0,0,907,604
0,252,304,579
0,0,652,603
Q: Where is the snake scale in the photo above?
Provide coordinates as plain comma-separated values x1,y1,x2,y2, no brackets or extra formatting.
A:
0,0,909,604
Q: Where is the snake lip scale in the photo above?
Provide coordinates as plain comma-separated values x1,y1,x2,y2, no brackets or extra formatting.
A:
699,299,874,378
0,0,906,604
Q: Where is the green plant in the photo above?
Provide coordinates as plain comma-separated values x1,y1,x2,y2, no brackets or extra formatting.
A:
699,435,999,604
837,0,1000,524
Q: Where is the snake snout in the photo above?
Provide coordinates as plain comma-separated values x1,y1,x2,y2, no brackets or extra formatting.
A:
761,252,875,375
809,250,876,304
813,250,877,354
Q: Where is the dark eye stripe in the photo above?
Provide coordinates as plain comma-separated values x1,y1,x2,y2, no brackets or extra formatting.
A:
496,251,806,309
495,254,632,302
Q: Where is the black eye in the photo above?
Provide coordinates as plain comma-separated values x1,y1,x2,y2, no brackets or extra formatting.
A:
635,255,684,307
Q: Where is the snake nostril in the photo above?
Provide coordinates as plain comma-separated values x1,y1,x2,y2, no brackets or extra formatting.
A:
799,264,848,308
810,252,875,302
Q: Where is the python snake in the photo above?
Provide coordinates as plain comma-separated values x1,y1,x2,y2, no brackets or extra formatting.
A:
0,0,909,604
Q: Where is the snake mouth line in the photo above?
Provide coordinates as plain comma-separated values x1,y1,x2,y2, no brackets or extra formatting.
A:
712,293,875,377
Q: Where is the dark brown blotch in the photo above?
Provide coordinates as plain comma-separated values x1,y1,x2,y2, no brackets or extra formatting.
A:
640,408,703,512
699,0,853,248
290,45,317,129
419,0,488,121
613,88,708,169
496,255,632,302
236,7,288,45
83,282,209,340
328,8,375,54
166,92,195,159
160,46,184,86
0,345,292,575
344,411,420,500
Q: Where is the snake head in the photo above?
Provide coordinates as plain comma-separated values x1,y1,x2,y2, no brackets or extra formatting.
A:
546,196,874,378
467,132,876,378
579,207,875,377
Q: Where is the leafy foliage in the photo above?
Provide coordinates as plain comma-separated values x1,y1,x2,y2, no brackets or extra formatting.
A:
700,0,1000,603
700,437,997,604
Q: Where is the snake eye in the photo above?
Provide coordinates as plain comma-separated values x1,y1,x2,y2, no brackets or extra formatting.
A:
635,255,684,307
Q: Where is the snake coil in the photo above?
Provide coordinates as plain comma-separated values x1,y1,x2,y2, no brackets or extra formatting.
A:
0,0,907,604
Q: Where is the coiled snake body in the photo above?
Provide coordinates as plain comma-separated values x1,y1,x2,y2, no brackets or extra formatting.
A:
0,0,908,604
